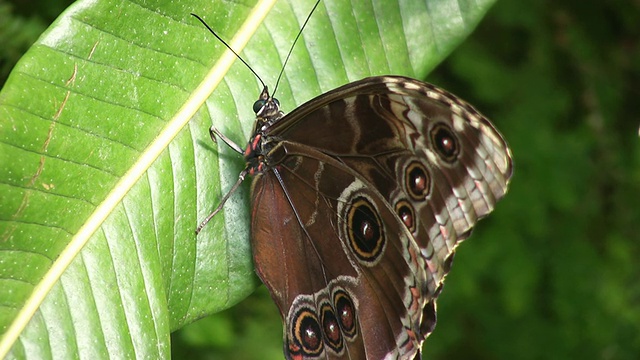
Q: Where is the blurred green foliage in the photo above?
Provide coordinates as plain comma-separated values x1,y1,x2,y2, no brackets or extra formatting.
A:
0,1,45,83
3,0,638,359
424,0,640,358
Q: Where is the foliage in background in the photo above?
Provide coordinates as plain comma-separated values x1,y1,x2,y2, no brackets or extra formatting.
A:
0,1,50,84
424,0,640,359
2,0,638,359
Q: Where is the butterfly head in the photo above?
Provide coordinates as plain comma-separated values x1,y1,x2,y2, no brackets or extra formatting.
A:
253,86,284,128
243,86,284,176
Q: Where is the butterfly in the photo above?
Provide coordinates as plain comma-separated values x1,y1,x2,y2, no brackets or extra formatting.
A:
193,10,513,360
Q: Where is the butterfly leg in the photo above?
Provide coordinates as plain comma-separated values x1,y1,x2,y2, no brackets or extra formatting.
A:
209,126,244,154
195,168,249,234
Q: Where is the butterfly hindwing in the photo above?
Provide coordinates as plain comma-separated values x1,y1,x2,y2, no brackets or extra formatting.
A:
251,142,427,359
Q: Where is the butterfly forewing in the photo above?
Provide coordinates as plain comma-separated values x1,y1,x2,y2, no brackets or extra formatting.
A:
247,76,512,359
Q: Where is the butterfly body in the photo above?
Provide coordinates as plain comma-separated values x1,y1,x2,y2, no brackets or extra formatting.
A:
237,76,512,359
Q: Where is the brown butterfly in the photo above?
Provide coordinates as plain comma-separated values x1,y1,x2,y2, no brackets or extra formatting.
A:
194,11,512,360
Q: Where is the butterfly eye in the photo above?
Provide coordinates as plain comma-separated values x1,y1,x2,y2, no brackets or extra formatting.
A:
253,99,266,114
291,307,323,356
430,123,460,163
346,196,385,264
320,303,343,352
333,290,357,339
405,161,430,201
272,97,280,107
395,200,416,233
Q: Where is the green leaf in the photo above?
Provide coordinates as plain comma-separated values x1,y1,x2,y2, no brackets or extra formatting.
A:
0,0,495,358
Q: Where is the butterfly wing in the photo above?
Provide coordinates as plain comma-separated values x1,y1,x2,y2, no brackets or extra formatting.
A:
252,143,428,359
250,76,513,359
267,76,512,288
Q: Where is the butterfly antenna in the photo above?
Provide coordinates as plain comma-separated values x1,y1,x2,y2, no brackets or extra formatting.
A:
191,13,266,89
272,0,321,96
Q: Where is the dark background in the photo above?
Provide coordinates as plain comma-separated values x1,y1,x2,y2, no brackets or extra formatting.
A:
2,0,638,358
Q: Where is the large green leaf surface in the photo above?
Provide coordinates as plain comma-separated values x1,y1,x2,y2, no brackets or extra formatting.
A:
0,0,495,358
